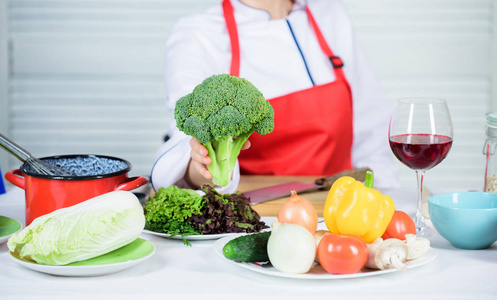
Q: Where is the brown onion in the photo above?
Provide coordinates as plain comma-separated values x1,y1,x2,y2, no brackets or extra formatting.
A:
277,189,318,234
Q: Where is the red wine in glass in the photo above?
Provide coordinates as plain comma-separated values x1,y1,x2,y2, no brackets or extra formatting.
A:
389,134,453,171
388,97,453,237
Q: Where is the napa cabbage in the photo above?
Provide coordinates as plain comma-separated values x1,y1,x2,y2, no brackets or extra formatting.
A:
8,190,145,266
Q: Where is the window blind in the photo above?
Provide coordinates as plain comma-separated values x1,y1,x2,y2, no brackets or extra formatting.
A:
2,0,494,189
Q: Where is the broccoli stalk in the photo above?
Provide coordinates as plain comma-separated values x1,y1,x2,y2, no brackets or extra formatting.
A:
174,74,275,186
205,133,250,186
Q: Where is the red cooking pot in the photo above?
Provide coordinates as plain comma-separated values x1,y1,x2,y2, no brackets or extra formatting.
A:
5,154,148,225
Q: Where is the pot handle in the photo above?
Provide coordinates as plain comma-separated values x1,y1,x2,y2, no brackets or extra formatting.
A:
5,169,26,190
115,176,149,192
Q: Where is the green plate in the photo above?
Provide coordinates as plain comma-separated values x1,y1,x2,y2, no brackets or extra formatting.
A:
0,216,23,244
10,238,155,276
68,237,155,266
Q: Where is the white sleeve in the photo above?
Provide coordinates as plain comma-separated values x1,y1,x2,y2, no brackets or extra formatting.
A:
150,133,192,192
150,132,241,194
151,15,240,193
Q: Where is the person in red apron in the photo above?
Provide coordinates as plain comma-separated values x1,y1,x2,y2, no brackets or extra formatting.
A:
151,0,399,193
224,0,353,176
189,0,351,180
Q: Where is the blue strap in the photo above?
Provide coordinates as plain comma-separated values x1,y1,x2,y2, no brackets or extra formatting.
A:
286,19,315,86
0,166,5,194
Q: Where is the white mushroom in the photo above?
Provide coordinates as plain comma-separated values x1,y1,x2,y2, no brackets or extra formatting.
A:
404,234,430,260
313,230,329,263
365,238,408,271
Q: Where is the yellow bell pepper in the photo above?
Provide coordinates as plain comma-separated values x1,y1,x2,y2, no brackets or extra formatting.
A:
323,171,395,243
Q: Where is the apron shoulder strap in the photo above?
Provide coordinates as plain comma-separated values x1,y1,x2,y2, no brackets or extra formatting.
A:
305,6,344,70
223,1,345,77
222,0,240,77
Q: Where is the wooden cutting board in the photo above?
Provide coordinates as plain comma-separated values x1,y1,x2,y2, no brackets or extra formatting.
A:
238,175,329,217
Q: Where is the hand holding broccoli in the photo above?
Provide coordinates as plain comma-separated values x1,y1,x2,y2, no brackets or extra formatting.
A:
187,137,251,186
174,74,275,186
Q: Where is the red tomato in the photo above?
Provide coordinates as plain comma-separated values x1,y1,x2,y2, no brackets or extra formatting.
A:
317,233,368,275
382,210,416,240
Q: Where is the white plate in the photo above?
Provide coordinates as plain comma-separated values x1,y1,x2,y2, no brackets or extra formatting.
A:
143,230,243,240
213,235,437,280
143,216,275,241
10,238,155,277
0,216,23,244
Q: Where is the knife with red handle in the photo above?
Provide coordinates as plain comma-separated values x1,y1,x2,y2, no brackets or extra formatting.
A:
244,167,372,205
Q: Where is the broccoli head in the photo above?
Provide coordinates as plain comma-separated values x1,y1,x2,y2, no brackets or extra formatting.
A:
174,74,275,186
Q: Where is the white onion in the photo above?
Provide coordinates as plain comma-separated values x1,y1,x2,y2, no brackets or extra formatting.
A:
267,220,316,274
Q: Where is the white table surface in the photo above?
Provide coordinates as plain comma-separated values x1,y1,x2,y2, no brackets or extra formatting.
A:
0,187,496,300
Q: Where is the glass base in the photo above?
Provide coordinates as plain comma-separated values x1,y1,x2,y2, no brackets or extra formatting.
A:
416,226,437,237
416,219,437,237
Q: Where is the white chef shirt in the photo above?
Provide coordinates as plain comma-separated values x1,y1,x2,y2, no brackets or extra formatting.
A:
151,0,400,193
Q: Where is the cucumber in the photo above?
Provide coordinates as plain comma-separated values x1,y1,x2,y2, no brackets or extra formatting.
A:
222,231,270,262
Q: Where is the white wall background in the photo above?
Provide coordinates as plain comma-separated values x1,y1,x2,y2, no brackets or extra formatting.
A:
0,0,495,190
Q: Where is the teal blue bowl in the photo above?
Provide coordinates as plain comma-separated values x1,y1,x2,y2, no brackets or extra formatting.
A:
428,192,497,250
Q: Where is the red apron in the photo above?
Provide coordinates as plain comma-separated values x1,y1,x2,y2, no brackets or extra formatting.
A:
222,0,353,176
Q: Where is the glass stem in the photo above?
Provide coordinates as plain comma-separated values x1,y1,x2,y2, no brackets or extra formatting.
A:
415,170,426,231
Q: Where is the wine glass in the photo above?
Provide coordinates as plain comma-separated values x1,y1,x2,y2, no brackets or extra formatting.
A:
388,97,453,236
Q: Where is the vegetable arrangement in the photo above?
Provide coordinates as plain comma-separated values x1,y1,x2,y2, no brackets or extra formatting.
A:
145,185,268,245
382,210,417,240
8,191,145,266
223,232,270,263
267,221,316,274
277,189,318,234
318,233,368,274
174,74,275,186
144,185,204,238
223,171,431,276
188,185,268,234
323,172,394,243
